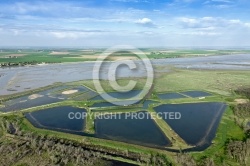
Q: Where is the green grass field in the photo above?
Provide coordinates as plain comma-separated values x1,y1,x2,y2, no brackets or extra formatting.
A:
1,49,250,63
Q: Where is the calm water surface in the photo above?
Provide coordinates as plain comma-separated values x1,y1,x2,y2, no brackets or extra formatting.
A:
25,106,86,132
154,102,227,146
95,111,171,147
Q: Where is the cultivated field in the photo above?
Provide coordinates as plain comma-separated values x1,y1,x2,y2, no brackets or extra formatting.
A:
1,49,250,64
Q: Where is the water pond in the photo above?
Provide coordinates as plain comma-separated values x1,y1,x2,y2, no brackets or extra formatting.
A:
154,102,226,146
157,93,187,100
95,111,170,147
25,106,86,133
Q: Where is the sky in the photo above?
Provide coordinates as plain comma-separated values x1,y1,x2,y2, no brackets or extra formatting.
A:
0,0,250,48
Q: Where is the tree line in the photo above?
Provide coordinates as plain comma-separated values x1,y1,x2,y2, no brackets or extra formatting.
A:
225,87,250,165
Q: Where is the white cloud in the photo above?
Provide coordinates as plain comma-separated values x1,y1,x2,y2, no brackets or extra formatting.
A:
135,18,157,28
172,16,250,40
178,17,250,29
179,31,221,36
203,0,234,8
50,32,79,39
245,23,250,28
136,18,152,24
50,30,110,39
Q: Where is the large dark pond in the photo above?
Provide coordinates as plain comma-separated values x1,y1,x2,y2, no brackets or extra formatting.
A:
95,111,170,147
25,106,86,133
154,102,226,146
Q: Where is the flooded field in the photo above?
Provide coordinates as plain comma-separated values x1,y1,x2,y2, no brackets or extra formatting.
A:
0,86,93,112
72,90,98,101
154,102,226,146
25,106,86,133
50,86,95,99
0,86,69,112
95,111,170,147
1,54,250,95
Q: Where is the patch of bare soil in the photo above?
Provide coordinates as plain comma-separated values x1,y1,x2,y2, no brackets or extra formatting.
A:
62,90,78,95
28,94,44,100
234,99,249,104
50,51,69,55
